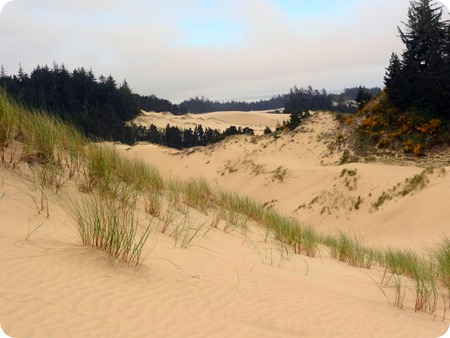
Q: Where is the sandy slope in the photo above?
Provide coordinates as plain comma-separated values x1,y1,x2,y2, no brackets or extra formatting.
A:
126,111,450,250
0,110,449,337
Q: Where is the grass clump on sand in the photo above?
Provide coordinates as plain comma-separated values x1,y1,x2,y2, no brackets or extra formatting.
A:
264,210,319,257
183,177,214,212
325,232,374,269
71,194,153,266
381,248,440,315
0,90,85,168
216,189,320,257
434,238,450,309
84,144,164,195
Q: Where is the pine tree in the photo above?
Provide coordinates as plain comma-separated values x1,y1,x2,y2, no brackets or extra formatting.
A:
0,65,6,78
441,20,450,115
17,63,27,82
355,86,373,109
182,128,195,148
384,53,406,108
394,0,450,116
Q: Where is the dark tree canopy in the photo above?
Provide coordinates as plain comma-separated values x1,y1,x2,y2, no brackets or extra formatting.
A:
341,86,381,101
133,94,186,115
355,86,373,109
125,122,253,149
179,95,285,114
284,85,332,114
0,63,140,142
385,0,450,117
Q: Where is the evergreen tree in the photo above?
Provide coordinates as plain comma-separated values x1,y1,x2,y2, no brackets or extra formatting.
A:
182,128,195,148
355,86,373,109
224,125,238,136
149,124,161,144
164,124,182,149
205,127,222,144
441,21,450,114
284,86,332,114
286,110,310,130
17,63,27,82
193,125,205,146
384,53,406,107
387,0,450,116
0,65,6,78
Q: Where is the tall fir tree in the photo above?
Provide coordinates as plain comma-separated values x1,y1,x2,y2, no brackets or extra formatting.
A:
384,53,406,107
386,0,450,117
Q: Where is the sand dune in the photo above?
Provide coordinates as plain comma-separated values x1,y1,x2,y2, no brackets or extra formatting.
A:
1,110,449,337
134,110,287,134
127,111,450,250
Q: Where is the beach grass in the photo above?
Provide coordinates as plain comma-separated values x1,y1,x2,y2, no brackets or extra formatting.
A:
0,90,86,168
70,194,152,266
184,177,214,213
381,248,441,315
434,238,450,309
171,214,208,248
325,232,374,269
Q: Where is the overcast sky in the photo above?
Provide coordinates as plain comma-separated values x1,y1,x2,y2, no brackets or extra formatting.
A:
0,1,449,102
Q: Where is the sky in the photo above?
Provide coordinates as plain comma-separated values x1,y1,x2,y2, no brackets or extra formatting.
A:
0,0,449,103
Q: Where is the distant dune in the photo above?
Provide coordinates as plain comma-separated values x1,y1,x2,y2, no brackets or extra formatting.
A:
134,110,287,134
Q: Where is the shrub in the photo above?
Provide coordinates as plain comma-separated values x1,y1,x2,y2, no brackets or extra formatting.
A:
263,126,273,134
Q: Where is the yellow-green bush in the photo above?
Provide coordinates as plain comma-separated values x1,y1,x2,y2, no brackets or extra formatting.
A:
348,90,448,155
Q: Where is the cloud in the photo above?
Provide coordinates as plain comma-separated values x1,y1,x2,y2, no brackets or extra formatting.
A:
0,1,14,13
0,0,410,102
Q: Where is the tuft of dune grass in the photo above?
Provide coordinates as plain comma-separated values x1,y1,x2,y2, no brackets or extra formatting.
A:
0,90,86,167
70,194,152,266
434,238,450,309
324,232,374,269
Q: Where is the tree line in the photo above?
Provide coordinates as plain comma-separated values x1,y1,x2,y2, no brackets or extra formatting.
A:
178,87,377,115
178,95,285,114
0,62,375,149
127,123,254,149
132,94,187,115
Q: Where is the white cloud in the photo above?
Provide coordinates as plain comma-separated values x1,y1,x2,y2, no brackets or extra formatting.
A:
0,0,410,102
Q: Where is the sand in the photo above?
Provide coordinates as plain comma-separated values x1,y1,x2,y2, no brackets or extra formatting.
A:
0,110,449,337
126,111,450,250
133,110,287,135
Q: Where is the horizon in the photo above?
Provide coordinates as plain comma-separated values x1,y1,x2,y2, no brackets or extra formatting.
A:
1,1,449,103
